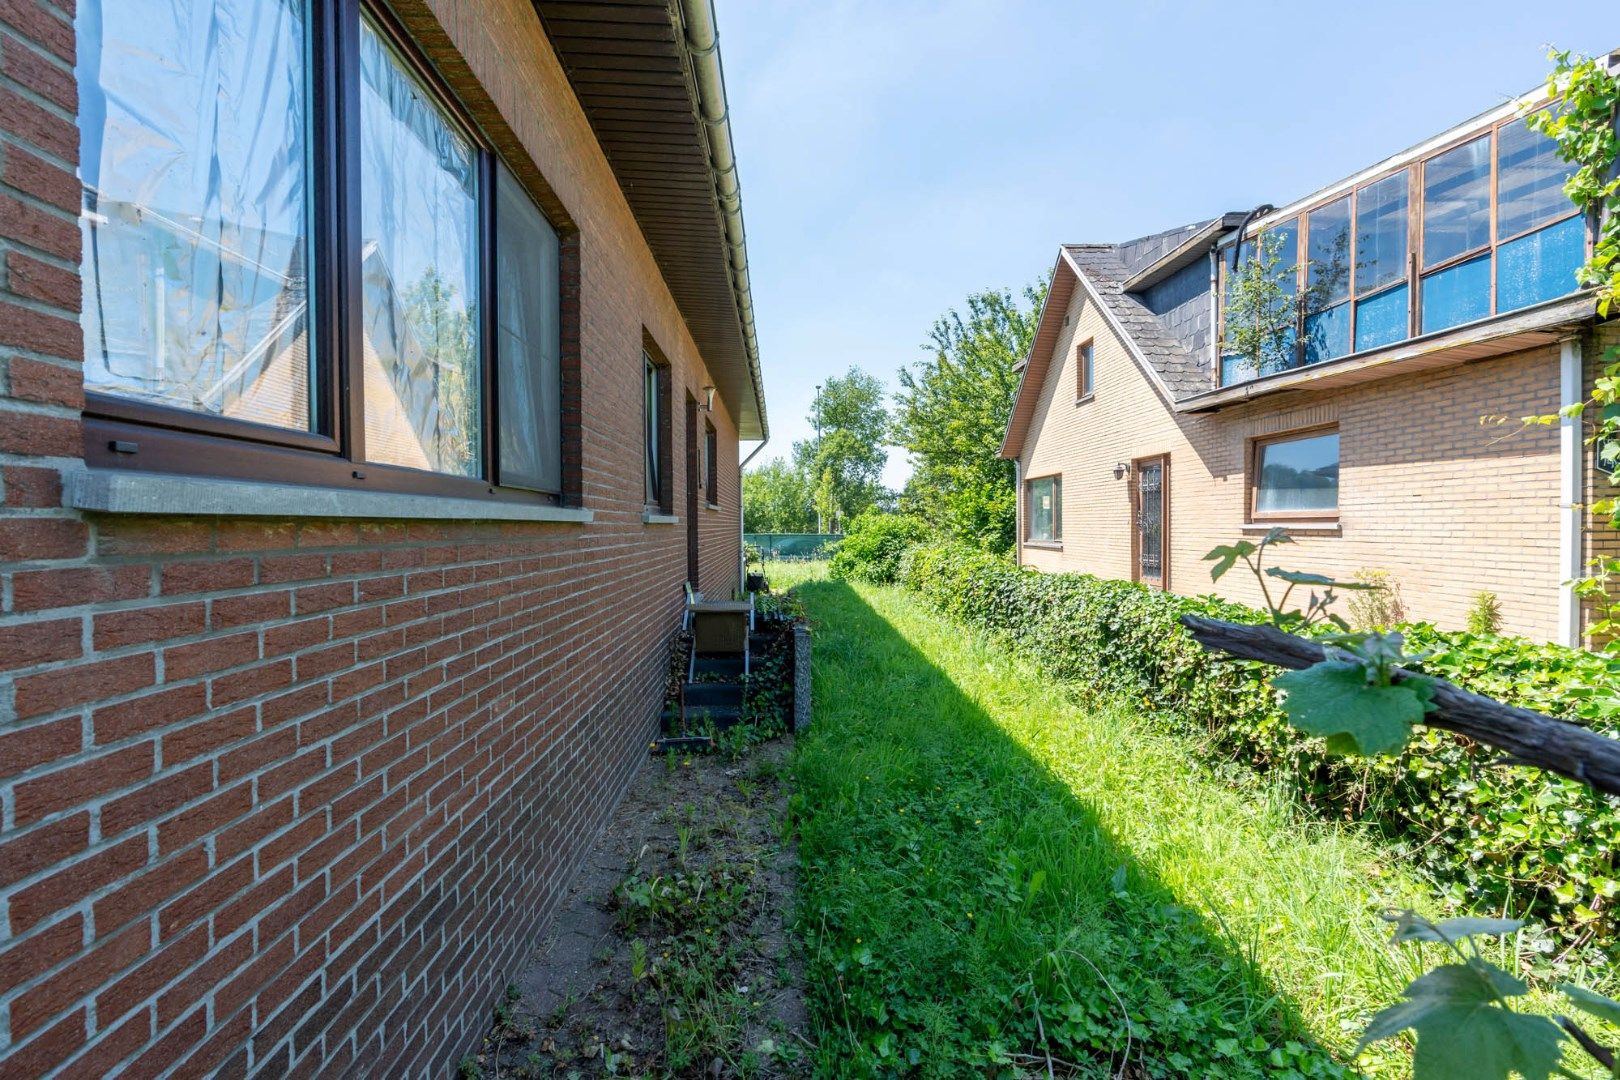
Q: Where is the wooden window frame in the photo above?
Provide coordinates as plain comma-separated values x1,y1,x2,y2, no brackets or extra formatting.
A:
79,0,582,509
1215,102,1590,388
1024,473,1062,543
1075,338,1094,401
1247,424,1341,524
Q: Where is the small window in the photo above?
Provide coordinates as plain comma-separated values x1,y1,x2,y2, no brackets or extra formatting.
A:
1076,340,1094,399
703,421,718,505
1251,429,1339,521
644,353,664,507
1026,475,1061,542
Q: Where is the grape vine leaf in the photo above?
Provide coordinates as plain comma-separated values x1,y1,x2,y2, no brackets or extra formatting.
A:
1357,963,1564,1079
1273,661,1429,756
1560,983,1620,1027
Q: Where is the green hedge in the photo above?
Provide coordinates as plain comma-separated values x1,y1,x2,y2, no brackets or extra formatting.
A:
896,542,1620,966
827,509,931,585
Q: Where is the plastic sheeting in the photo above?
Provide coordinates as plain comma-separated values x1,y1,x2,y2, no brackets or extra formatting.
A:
77,0,315,429
358,16,482,477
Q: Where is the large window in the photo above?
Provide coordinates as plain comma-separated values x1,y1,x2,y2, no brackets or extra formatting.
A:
75,0,569,502
1251,429,1339,521
1026,475,1061,542
78,0,317,429
1218,106,1585,387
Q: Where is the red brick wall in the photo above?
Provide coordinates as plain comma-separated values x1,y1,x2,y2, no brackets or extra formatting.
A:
0,0,746,1076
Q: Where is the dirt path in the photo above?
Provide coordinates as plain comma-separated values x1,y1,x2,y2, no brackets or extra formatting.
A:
471,738,810,1079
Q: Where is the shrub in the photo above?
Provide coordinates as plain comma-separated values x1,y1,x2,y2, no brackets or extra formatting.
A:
1346,568,1405,628
1467,589,1504,635
896,542,1620,966
827,509,931,584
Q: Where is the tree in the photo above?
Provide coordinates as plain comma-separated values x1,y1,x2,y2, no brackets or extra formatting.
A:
792,368,890,531
742,457,814,533
1219,231,1297,379
892,282,1046,553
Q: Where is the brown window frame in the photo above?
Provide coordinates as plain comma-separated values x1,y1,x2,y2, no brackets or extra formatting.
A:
644,348,673,513
1248,424,1341,524
1075,338,1094,401
79,0,582,509
1024,473,1062,543
1129,453,1170,590
1216,102,1590,388
703,419,719,507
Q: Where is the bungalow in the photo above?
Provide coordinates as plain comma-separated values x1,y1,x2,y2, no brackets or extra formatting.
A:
1001,53,1620,645
0,0,765,1075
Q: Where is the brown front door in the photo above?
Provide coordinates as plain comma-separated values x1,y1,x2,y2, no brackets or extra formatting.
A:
1132,454,1169,589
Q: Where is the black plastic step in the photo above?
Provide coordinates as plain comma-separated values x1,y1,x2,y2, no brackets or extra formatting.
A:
683,683,743,710
692,654,745,679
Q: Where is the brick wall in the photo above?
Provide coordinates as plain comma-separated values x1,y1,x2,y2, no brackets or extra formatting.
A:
1017,281,1569,641
0,0,746,1076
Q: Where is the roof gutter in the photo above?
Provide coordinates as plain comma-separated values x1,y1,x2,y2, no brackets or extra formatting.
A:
677,0,768,439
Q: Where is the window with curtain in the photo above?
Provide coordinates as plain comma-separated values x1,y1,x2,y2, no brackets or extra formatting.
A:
76,0,317,429
1252,429,1339,519
494,164,562,493
644,353,663,507
1026,475,1061,542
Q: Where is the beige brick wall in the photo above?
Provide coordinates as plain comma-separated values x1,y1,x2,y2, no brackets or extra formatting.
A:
1017,284,1567,641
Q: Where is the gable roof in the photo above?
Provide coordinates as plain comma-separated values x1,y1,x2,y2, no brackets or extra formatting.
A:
1000,231,1220,459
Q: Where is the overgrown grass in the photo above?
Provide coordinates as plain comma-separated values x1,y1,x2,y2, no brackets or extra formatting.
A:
777,564,1443,1077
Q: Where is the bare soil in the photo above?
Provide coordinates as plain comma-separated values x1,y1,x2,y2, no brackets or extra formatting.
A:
470,738,810,1079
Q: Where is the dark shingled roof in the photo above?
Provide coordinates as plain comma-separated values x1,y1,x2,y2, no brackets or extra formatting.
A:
1062,243,1212,400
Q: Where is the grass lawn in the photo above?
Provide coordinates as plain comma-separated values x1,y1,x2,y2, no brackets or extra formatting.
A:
775,564,1444,1078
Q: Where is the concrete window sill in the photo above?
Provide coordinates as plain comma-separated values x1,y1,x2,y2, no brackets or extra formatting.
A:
1241,521,1340,535
65,468,594,524
1024,539,1063,550
704,502,722,512
1074,393,1095,406
642,510,680,525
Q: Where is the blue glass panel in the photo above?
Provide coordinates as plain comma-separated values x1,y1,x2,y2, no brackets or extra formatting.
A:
1221,354,1256,386
1304,302,1350,365
1421,254,1491,334
1497,215,1585,313
1354,284,1408,352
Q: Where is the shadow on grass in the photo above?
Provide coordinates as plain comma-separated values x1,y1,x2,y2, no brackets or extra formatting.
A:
790,577,1352,1079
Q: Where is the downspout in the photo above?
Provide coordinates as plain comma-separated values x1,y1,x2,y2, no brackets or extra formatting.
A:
739,437,768,589
1013,458,1022,568
1558,334,1584,647
677,0,766,442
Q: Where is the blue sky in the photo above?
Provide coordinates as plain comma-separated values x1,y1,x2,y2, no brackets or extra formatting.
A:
715,0,1615,488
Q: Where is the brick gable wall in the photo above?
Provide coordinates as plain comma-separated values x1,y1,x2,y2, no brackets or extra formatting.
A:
1017,282,1571,641
0,0,745,1075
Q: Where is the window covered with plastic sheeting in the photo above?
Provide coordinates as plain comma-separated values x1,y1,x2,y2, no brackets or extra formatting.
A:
358,15,482,478
494,164,562,494
76,0,316,430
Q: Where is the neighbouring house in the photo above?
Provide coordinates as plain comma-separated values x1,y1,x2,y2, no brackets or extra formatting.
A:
0,0,766,1075
1002,53,1620,645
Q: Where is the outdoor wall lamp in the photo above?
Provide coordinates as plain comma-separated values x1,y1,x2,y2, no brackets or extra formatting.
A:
702,385,717,411
1113,462,1128,480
